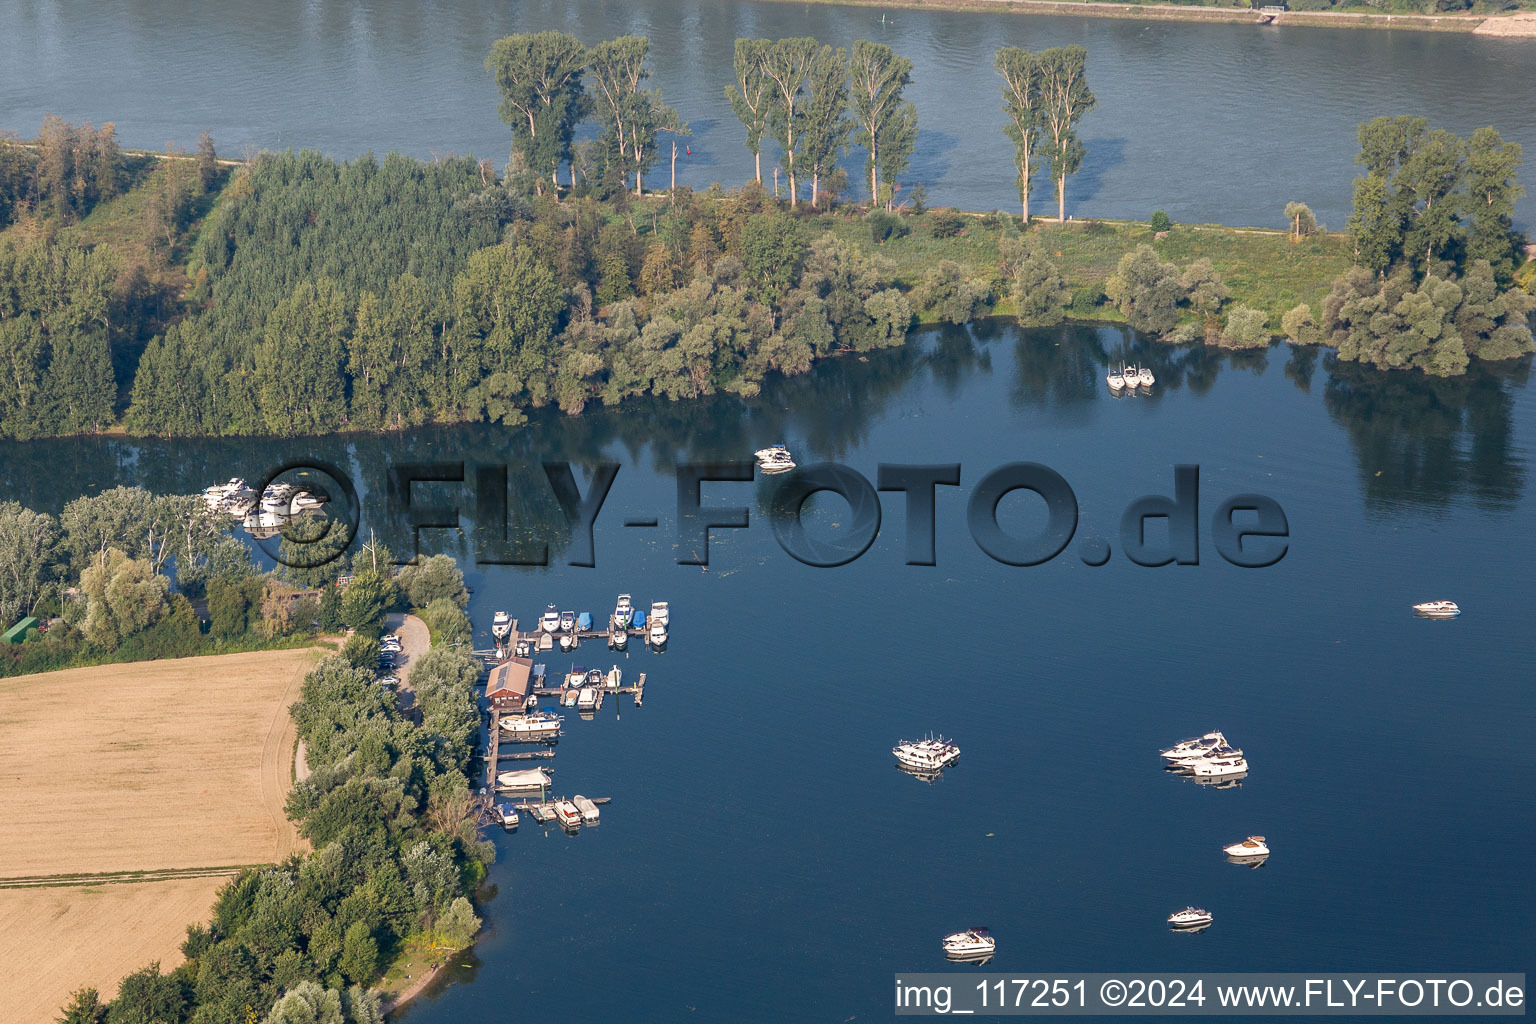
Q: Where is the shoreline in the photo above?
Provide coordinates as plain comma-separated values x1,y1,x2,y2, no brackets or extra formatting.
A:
762,0,1536,36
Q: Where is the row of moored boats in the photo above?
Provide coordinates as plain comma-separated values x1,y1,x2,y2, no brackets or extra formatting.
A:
202,477,328,531
1160,729,1249,779
490,595,671,651
1107,364,1155,392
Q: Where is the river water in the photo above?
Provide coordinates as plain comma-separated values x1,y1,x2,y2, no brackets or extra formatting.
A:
2,0,1535,228
4,324,1533,1020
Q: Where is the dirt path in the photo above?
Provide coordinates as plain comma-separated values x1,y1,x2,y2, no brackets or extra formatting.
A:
385,613,431,721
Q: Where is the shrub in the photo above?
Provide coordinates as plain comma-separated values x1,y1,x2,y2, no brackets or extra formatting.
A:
396,554,468,610
1105,245,1186,335
1150,209,1173,233
420,597,471,645
866,209,907,244
1219,305,1273,349
928,210,966,238
1282,303,1321,344
917,260,992,324
341,633,380,670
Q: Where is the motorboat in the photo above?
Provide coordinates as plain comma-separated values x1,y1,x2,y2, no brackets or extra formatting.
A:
576,687,598,711
1412,600,1460,618
540,605,560,632
1223,836,1270,858
576,611,593,632
559,610,576,633
1107,367,1126,391
565,667,586,688
492,611,512,641
1122,364,1140,388
1168,744,1244,769
500,711,561,741
1138,365,1155,387
1167,907,1213,929
494,804,519,828
649,601,669,628
632,608,646,629
560,687,580,707
649,621,667,645
585,668,605,687
497,767,552,790
573,794,600,823
755,445,796,472
614,594,634,629
558,632,574,651
261,483,296,513
1190,755,1249,778
942,928,995,957
289,489,327,513
605,667,622,689
610,629,628,648
555,799,582,828
1160,731,1226,761
893,737,961,772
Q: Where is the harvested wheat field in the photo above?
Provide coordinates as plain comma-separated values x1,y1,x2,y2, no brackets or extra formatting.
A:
0,647,322,876
0,875,231,1023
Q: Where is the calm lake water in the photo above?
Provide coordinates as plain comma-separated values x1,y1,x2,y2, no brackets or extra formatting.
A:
6,324,1534,1019
3,0,1536,228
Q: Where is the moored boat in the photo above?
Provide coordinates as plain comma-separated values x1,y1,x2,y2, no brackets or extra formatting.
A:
573,794,600,823
1223,835,1270,858
555,799,582,828
1190,755,1249,778
893,736,961,772
494,804,520,828
576,686,598,710
1160,731,1226,761
491,611,512,642
1412,600,1460,618
1107,368,1126,392
497,767,552,790
649,601,669,628
614,594,634,628
500,711,561,741
559,610,576,633
1138,365,1155,387
1168,907,1213,929
577,611,593,631
942,928,995,956
540,604,560,632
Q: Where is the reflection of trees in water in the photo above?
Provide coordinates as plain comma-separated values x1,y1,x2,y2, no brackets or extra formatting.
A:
1,328,1528,535
1322,355,1529,514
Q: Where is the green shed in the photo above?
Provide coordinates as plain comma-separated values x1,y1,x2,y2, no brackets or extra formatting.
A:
3,617,38,642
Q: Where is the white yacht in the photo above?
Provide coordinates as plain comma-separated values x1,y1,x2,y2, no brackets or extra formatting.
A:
1138,365,1155,387
555,799,582,828
1122,364,1140,388
1190,755,1249,778
1107,367,1126,392
893,737,961,772
494,804,519,828
573,794,600,823
559,610,576,633
1160,731,1226,761
614,594,634,629
497,767,552,790
261,483,295,513
648,621,668,645
1223,836,1270,858
1169,743,1244,768
576,686,598,711
540,604,560,632
1167,907,1213,929
1412,600,1460,618
942,928,995,956
756,445,797,473
289,489,326,513
649,601,669,628
500,711,561,741
560,687,580,707
610,628,628,648
491,611,513,642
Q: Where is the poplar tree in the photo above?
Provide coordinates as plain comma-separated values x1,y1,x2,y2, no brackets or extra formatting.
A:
1037,46,1096,223
485,32,588,192
762,38,819,206
1463,126,1524,281
725,39,773,184
849,41,917,207
800,46,852,209
995,47,1043,222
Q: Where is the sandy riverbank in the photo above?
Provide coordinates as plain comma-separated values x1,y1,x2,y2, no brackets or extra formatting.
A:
769,0,1536,35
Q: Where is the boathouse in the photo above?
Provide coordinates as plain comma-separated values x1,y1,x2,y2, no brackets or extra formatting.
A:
487,657,533,712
